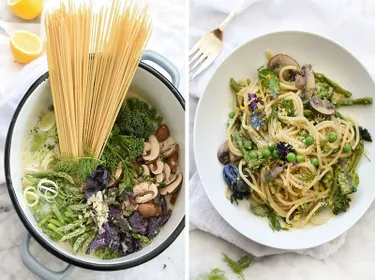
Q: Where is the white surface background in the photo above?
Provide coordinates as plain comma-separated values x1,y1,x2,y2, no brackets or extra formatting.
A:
0,0,186,279
189,0,375,279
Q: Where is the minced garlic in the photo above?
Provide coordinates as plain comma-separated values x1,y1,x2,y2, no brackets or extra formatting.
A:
87,191,109,233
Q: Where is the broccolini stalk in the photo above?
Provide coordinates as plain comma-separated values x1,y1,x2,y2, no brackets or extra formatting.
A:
314,72,352,98
230,78,244,93
348,141,364,173
334,111,346,120
334,97,373,107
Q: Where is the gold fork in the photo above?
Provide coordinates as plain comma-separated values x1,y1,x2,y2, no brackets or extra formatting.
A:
189,0,244,80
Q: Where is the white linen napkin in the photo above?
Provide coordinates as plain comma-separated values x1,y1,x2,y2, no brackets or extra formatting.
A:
0,0,185,184
190,0,375,258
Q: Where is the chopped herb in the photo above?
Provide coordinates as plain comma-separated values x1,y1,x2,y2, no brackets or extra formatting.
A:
258,66,280,98
222,253,255,280
195,268,227,280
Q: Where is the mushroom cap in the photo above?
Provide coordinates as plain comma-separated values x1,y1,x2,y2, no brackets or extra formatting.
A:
160,173,183,195
160,137,176,153
300,64,315,100
309,96,335,116
268,54,299,76
143,135,160,163
217,141,230,164
162,143,179,158
155,124,171,142
138,202,162,218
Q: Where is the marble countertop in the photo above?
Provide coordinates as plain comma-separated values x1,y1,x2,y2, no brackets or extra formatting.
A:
0,0,185,279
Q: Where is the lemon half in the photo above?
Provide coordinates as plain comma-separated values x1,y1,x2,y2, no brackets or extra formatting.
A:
8,0,43,20
10,30,43,64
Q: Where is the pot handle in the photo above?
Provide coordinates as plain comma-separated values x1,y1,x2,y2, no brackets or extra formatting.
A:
141,50,180,88
20,233,73,280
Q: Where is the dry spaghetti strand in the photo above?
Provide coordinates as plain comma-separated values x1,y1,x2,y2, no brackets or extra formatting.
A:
44,0,152,158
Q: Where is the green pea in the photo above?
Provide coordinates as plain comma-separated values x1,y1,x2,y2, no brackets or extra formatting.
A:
311,158,319,167
329,132,338,143
268,141,276,151
249,151,258,159
296,155,305,163
343,143,351,153
244,140,252,150
324,172,333,181
272,150,279,158
229,112,235,119
323,145,330,153
262,149,271,159
286,152,296,163
305,136,313,146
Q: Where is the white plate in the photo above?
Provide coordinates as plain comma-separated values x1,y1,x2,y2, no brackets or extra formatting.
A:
194,31,375,250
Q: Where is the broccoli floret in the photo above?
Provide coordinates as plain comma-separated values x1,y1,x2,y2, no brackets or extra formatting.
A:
332,188,351,215
116,98,162,139
111,135,144,161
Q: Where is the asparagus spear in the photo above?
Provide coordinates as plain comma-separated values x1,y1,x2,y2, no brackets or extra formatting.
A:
233,130,251,163
334,97,373,107
348,141,364,173
334,111,346,120
314,72,352,98
230,78,244,93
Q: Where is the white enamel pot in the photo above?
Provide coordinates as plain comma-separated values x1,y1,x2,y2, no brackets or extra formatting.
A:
5,50,185,279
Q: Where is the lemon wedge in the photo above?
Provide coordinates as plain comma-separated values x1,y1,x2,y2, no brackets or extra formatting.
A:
8,0,43,20
10,30,43,64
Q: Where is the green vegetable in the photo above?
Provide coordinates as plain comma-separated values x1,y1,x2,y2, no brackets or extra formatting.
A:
233,130,252,164
334,111,346,120
323,145,330,153
53,156,99,182
314,72,352,98
52,204,65,224
42,228,61,241
250,204,268,217
272,150,279,158
331,168,351,215
116,98,160,138
48,218,62,227
305,136,313,146
343,143,351,153
81,232,97,253
222,253,255,280
262,149,271,159
95,247,120,260
315,82,334,101
258,66,280,98
195,268,227,280
230,78,245,93
73,232,91,254
60,226,86,242
31,133,46,151
249,151,258,159
286,152,296,163
27,171,75,185
56,220,84,232
243,140,252,150
229,112,235,119
325,172,333,181
268,141,276,151
296,155,305,163
278,99,295,117
329,132,338,143
110,135,144,161
359,126,372,142
334,97,373,107
131,233,151,244
311,158,319,167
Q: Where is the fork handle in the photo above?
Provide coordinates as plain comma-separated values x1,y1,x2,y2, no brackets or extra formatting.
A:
219,0,244,30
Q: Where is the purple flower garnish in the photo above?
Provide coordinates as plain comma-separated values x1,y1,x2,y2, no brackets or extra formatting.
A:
292,161,298,167
248,93,263,112
276,142,295,162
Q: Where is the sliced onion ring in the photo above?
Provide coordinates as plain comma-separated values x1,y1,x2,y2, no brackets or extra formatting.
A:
23,186,39,207
37,179,59,202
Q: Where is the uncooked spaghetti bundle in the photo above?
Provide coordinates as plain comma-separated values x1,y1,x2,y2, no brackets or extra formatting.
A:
44,0,152,158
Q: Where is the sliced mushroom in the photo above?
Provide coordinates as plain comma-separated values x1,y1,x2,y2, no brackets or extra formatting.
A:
168,152,179,174
134,182,158,203
149,160,164,175
138,202,162,218
261,165,285,183
268,54,299,77
163,163,171,181
141,164,150,177
143,142,152,156
156,173,164,183
108,163,124,188
217,141,230,164
162,143,179,158
160,137,176,153
300,64,315,100
155,124,170,142
143,135,160,163
160,173,183,195
166,172,177,184
309,96,335,116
